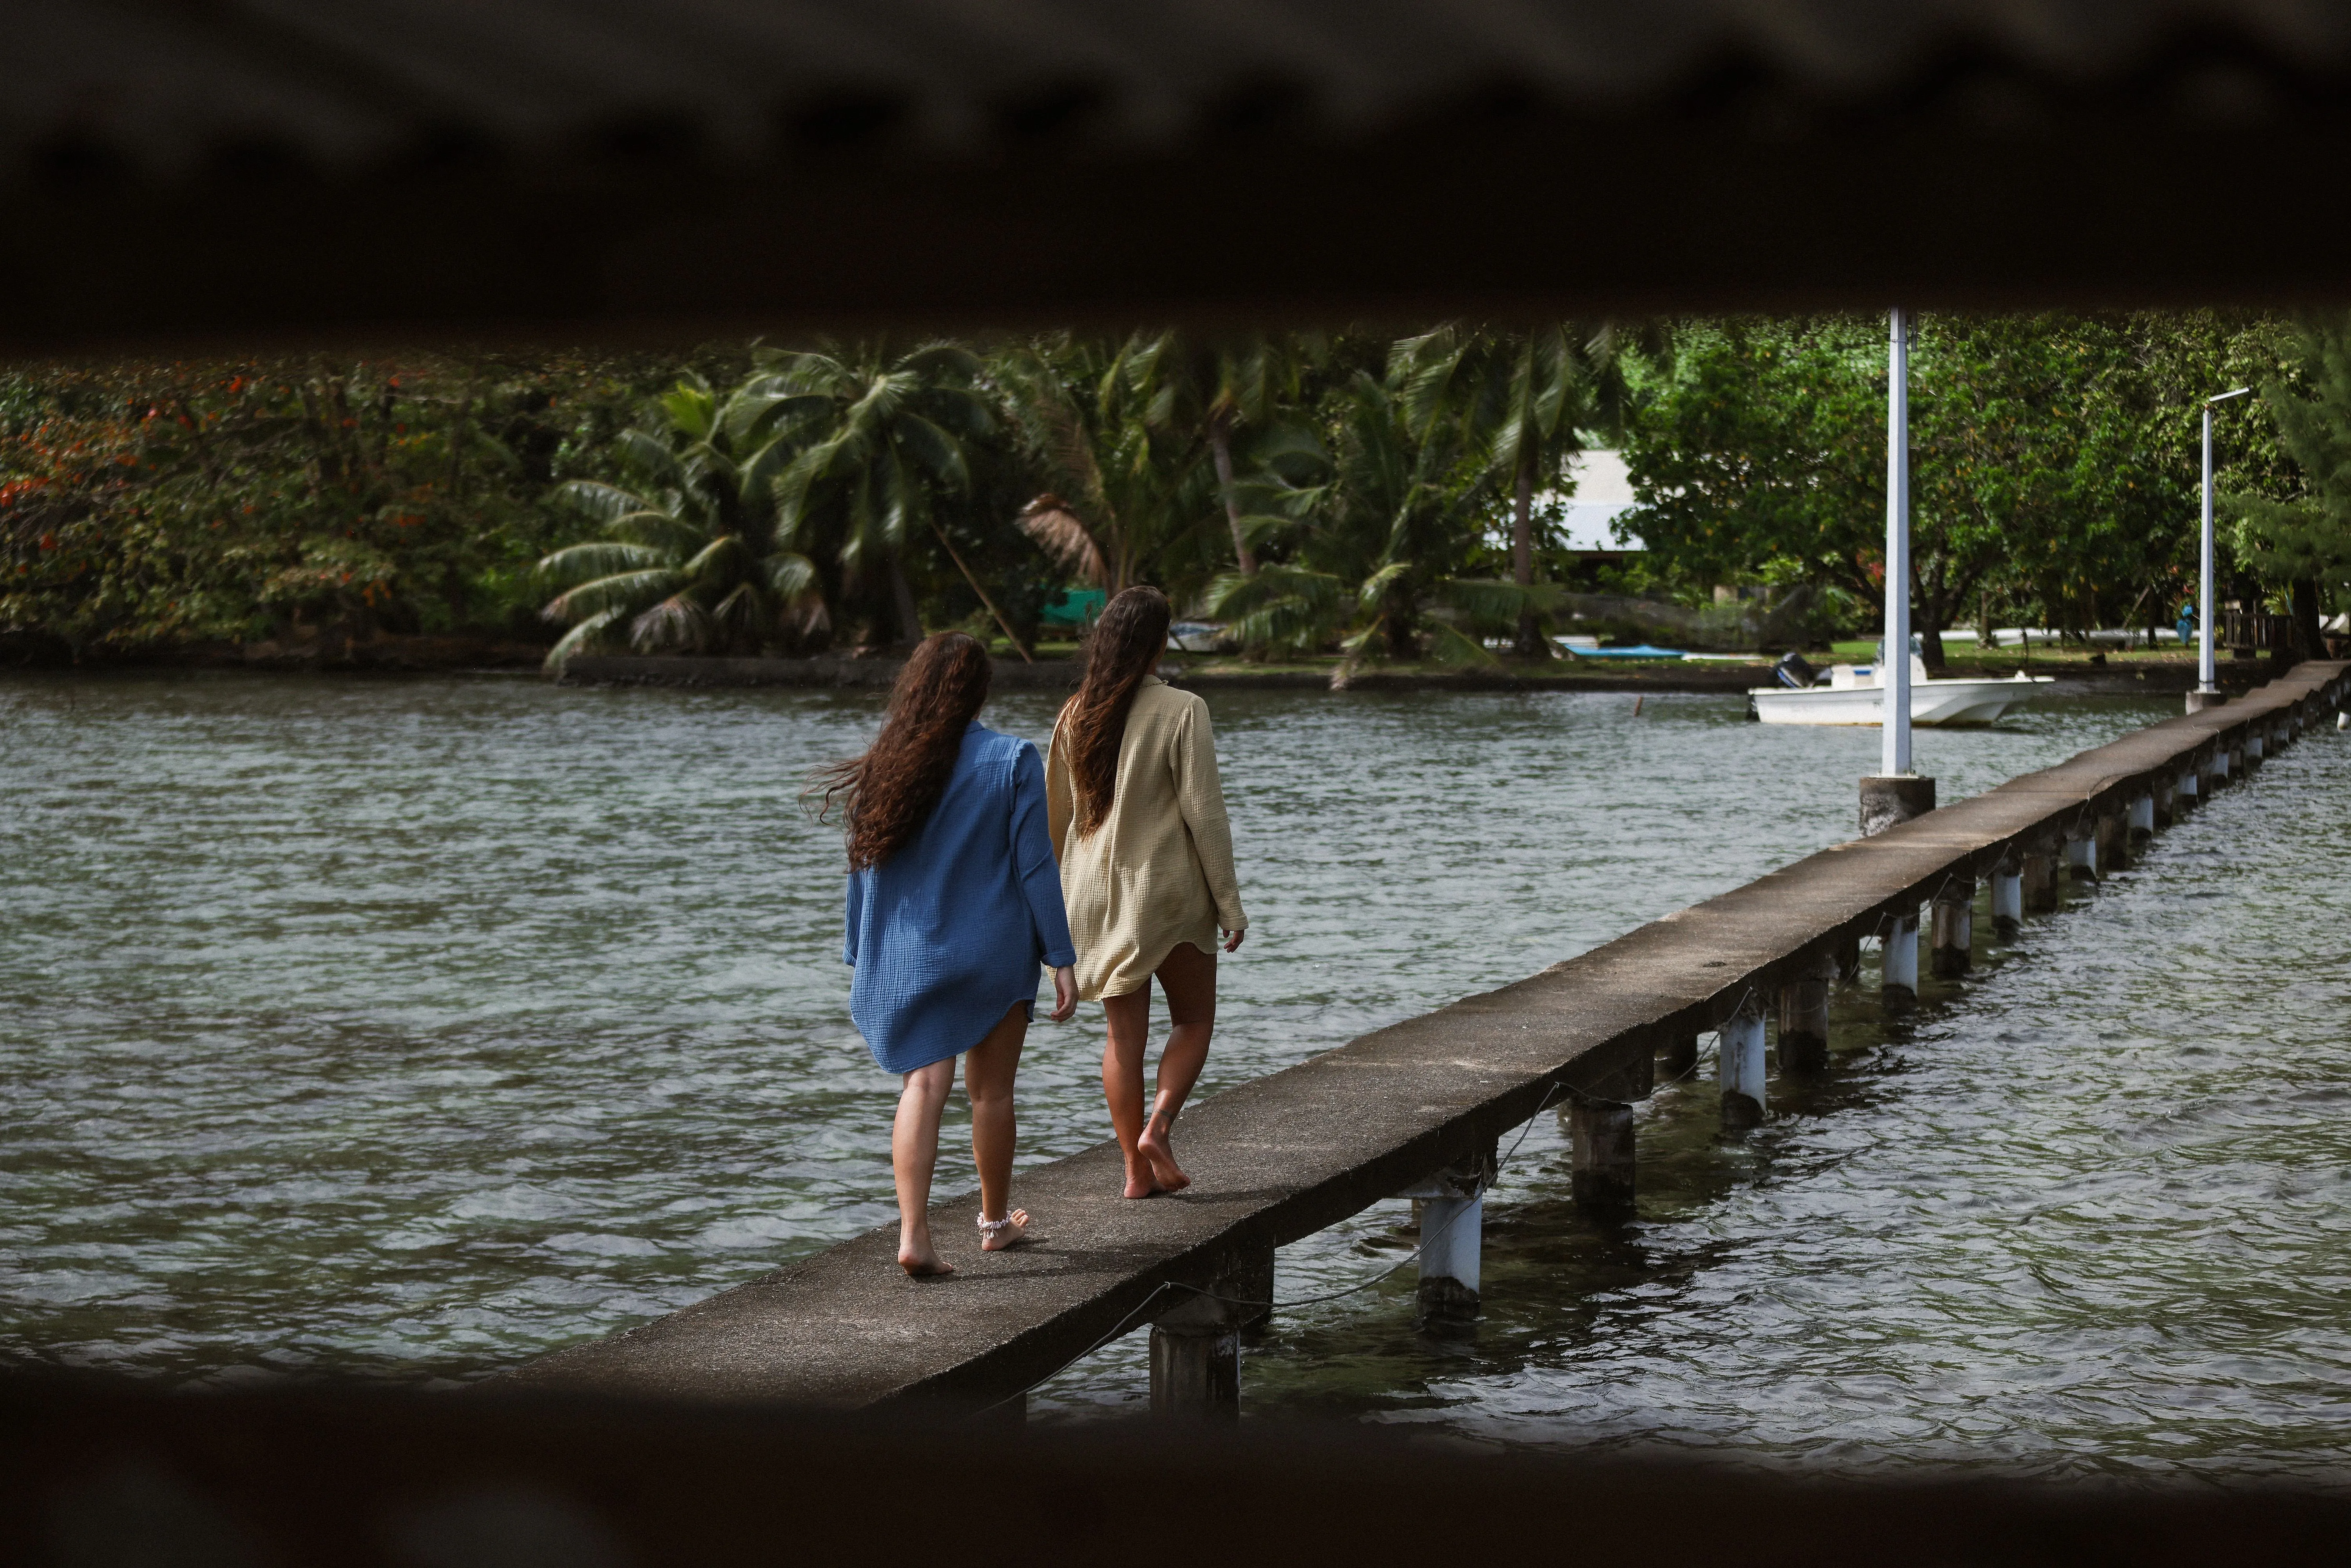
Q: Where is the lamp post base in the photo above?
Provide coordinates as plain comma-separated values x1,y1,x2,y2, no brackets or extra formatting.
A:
2185,689,2228,713
1860,775,1937,837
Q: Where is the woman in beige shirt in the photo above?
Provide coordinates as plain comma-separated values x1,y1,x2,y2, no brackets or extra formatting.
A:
1047,586,1248,1198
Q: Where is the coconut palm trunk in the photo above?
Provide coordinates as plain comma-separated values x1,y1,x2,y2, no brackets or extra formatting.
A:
1512,445,1543,657
1210,412,1257,576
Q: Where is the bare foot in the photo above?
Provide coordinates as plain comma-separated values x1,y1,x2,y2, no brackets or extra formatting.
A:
899,1238,955,1277
1137,1114,1191,1193
1123,1164,1167,1199
978,1208,1030,1251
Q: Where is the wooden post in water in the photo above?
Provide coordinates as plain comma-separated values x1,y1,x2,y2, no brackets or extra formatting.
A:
1990,857,2023,937
1404,1153,1491,1329
1881,909,1920,1011
2021,847,2059,913
1929,878,1974,978
1718,995,1768,1127
1568,1095,1636,1213
1835,934,1862,982
1777,951,1836,1074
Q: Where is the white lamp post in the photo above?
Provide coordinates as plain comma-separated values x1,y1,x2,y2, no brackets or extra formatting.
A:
1884,307,1912,778
2195,386,2251,708
1860,308,1934,837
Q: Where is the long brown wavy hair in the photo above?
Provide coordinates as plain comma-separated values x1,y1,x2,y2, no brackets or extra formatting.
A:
1059,584,1172,837
816,632,993,871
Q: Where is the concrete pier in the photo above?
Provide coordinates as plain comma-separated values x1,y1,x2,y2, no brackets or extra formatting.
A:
1406,1155,1491,1329
1929,879,1973,978
2128,793,2155,838
1719,998,1768,1127
1881,911,1920,1010
487,663,2347,1417
2065,826,2098,882
1776,952,1837,1074
1989,859,2023,936
1568,1097,1637,1213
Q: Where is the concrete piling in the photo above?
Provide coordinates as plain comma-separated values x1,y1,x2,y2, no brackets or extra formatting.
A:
2178,764,2199,808
1718,997,1768,1126
1881,911,1920,1010
2021,850,2058,913
1404,1157,1491,1329
1929,879,1974,978
2064,825,2098,882
1568,1097,1637,1213
2128,793,2155,838
1990,859,2023,936
1150,1293,1242,1419
1776,951,1837,1074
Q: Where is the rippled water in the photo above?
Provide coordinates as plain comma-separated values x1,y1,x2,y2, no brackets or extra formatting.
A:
4,671,2344,1481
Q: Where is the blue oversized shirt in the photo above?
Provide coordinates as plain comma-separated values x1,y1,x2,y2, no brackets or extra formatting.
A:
844,722,1077,1074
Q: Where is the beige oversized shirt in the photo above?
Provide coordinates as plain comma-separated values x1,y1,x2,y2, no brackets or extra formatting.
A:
1045,679,1247,1001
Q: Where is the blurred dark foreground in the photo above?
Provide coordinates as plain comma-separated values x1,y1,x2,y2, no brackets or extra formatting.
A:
4,1372,2343,1568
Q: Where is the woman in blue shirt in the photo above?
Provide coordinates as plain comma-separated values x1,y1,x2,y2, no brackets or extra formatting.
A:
820,632,1077,1276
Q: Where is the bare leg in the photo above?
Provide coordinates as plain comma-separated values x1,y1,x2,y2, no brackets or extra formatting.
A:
964,1001,1031,1250
1136,942,1217,1193
1103,984,1159,1199
893,1057,957,1276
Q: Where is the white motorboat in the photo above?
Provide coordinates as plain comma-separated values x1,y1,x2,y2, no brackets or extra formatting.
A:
1750,654,2053,726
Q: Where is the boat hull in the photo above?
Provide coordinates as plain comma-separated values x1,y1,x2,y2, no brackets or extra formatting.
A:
1749,677,2054,726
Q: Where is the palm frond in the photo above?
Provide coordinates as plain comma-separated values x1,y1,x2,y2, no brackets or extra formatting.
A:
552,480,650,527
1017,494,1110,588
629,593,711,653
1422,621,1498,667
543,568,682,624
542,607,625,670
537,540,666,587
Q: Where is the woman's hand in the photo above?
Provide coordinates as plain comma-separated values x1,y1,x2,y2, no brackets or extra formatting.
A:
1223,927,1246,953
1049,965,1079,1021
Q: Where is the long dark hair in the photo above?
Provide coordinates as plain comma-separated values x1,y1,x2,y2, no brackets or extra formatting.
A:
816,632,992,871
1060,585,1172,837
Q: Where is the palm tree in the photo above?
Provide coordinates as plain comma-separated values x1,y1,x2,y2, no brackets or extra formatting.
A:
1121,331,1317,576
1205,371,1553,681
994,334,1227,600
765,342,994,647
1391,323,1630,657
537,374,822,668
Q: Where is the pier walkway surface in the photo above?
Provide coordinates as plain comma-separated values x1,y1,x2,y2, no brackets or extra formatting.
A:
495,663,2348,1414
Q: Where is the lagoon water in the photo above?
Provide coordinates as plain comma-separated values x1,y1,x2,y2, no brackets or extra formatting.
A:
4,672,2347,1483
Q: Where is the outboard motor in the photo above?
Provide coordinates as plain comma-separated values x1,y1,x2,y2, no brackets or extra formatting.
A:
1773,651,1818,689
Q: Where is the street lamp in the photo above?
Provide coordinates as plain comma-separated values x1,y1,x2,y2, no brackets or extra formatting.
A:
1860,307,1934,837
2195,386,2251,708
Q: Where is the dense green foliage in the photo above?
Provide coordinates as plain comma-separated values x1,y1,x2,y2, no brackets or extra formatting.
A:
2226,317,2351,648
1620,312,2313,657
4,312,2336,667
